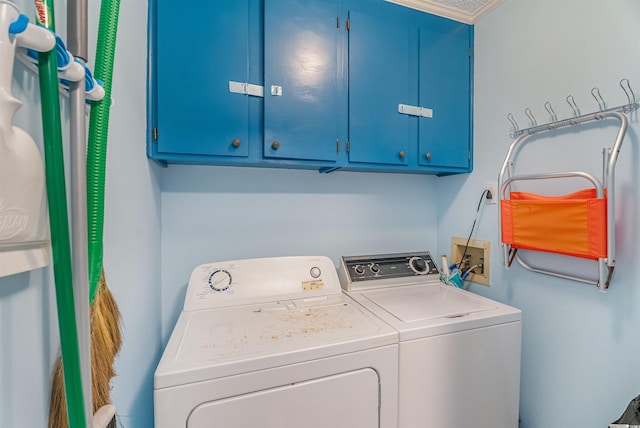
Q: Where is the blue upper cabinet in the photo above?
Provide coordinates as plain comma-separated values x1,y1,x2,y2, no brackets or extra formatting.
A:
344,2,473,173
418,23,472,170
154,1,251,158
348,9,412,166
148,0,473,175
264,0,343,162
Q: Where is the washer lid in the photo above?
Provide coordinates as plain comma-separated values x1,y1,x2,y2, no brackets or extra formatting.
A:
364,283,497,322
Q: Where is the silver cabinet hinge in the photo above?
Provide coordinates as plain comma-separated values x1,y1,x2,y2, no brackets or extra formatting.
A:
337,16,340,29
153,127,158,141
346,141,350,152
336,139,340,154
346,18,350,31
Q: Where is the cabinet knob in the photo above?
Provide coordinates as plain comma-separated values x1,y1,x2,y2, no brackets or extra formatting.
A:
425,152,432,160
232,138,241,148
271,141,280,150
399,150,406,159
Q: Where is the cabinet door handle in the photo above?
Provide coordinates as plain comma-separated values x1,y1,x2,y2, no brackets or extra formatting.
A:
398,104,433,118
425,152,432,160
271,141,280,150
399,150,406,158
229,81,264,97
232,139,241,148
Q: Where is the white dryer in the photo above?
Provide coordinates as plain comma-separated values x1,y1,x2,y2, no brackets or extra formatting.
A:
154,256,398,428
340,251,522,428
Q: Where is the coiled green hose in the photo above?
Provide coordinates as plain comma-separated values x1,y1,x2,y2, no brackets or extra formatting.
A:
87,0,120,303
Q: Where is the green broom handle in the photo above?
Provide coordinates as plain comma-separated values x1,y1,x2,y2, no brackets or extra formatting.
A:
87,0,120,304
33,1,87,427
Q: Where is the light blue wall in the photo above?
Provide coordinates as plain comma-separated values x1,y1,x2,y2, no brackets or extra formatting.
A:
2,0,640,427
160,166,439,340
100,1,162,427
0,0,160,427
436,0,640,426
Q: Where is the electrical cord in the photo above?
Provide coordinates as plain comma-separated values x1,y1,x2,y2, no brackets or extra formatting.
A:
457,189,490,269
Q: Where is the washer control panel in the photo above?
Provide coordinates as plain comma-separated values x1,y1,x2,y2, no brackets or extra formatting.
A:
339,251,441,291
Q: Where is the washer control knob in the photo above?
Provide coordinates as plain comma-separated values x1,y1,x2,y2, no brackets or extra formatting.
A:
353,265,365,275
409,257,428,274
208,269,232,292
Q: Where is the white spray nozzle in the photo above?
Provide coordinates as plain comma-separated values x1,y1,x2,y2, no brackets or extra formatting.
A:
441,255,451,276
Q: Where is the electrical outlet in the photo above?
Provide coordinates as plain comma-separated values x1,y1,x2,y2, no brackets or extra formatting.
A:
450,237,491,286
486,181,498,204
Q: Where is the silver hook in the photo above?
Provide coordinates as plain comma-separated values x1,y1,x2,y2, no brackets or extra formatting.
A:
544,101,558,122
507,113,519,132
566,95,580,118
591,87,606,112
524,108,537,127
620,78,636,106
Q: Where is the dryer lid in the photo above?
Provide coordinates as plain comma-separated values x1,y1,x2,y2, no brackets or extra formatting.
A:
363,283,497,322
154,295,397,389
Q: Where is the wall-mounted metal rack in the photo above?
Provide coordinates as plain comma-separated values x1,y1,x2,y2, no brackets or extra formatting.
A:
498,79,636,291
506,79,638,139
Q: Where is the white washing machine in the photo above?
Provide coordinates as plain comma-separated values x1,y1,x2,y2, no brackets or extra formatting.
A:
339,251,522,428
154,256,399,428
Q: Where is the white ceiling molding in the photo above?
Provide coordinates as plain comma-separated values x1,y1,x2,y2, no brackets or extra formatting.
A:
385,0,504,24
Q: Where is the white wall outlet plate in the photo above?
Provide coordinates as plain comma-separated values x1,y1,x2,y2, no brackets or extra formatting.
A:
486,181,498,204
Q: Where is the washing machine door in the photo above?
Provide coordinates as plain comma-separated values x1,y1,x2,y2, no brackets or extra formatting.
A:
187,368,379,428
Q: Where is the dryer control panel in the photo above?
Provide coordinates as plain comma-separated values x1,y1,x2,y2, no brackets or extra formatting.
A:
184,256,340,311
339,251,441,292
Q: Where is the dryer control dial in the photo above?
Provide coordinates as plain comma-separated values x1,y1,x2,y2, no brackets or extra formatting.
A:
208,269,232,292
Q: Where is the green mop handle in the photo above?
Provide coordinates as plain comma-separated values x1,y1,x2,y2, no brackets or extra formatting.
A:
33,1,87,427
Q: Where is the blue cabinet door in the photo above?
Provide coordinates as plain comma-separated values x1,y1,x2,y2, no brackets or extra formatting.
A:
418,25,472,169
347,9,412,166
156,1,250,157
264,0,342,162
